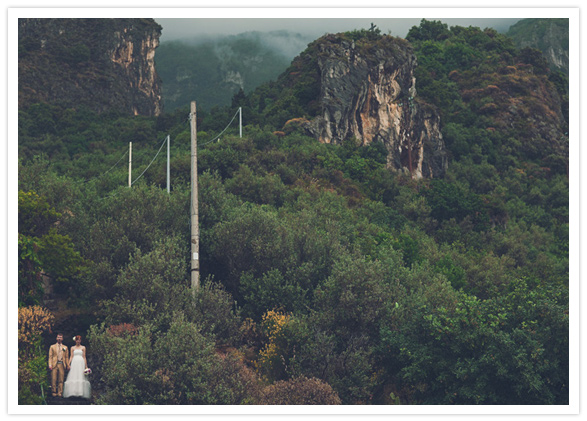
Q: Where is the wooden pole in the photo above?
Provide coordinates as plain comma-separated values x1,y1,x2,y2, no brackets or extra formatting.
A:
190,102,200,292
128,142,132,187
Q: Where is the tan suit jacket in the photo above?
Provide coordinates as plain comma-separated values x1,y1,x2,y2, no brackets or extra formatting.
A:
48,343,69,368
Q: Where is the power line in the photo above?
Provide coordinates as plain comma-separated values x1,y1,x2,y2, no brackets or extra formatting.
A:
88,108,241,200
130,136,168,186
197,108,241,147
75,148,129,183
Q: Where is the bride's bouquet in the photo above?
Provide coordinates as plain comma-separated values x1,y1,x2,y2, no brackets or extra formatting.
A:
84,368,92,375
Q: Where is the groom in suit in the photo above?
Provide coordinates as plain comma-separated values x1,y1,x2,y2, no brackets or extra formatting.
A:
48,333,69,397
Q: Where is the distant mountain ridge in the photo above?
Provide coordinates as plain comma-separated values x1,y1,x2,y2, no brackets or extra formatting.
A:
155,30,314,111
506,18,569,74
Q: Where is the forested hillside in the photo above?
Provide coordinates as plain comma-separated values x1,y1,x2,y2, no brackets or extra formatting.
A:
18,20,569,405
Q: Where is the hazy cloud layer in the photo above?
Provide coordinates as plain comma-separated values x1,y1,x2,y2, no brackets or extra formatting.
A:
155,18,522,43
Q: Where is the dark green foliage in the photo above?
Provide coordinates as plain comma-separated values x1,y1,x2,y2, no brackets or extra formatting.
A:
18,19,568,405
425,179,489,230
433,256,466,290
59,43,91,65
18,190,84,305
406,19,451,42
240,269,308,320
18,336,51,404
343,24,382,42
516,47,550,75
208,205,291,298
378,280,568,404
189,281,243,346
88,316,260,404
99,235,189,327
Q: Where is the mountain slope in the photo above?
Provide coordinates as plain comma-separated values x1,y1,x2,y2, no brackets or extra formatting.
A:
18,18,163,116
506,18,569,74
404,20,568,174
18,20,569,407
237,29,447,179
155,31,313,111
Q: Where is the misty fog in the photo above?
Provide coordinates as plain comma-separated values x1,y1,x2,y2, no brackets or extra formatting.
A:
155,18,522,44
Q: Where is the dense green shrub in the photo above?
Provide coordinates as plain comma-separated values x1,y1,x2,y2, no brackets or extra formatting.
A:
88,316,260,405
258,376,341,405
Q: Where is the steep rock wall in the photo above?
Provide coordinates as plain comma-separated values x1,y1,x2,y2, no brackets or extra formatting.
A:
18,18,162,116
301,35,447,178
507,18,569,74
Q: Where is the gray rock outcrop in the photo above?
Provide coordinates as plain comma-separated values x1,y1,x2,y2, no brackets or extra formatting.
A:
301,34,447,178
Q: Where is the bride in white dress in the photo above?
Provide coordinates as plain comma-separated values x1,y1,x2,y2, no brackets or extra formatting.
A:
63,335,91,399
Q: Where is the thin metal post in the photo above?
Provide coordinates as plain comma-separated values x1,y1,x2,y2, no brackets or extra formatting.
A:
190,102,200,292
128,142,132,187
239,107,242,138
166,135,170,194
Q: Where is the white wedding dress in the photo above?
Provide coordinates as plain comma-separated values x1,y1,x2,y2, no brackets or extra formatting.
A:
63,349,91,399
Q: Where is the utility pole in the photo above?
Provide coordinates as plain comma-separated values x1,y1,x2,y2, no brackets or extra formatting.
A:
166,135,170,194
190,102,200,292
239,107,242,138
128,142,132,187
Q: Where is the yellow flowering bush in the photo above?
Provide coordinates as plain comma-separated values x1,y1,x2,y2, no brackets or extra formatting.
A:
18,306,55,404
18,306,54,349
255,309,290,382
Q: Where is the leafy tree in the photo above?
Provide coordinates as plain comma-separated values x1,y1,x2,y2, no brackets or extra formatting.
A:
99,235,189,329
406,19,450,42
240,269,308,320
18,191,83,305
207,204,292,298
425,180,489,231
378,279,568,404
517,47,550,75
258,376,341,404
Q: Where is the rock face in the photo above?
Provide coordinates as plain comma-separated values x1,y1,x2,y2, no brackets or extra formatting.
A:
300,34,447,179
506,18,569,74
18,18,162,116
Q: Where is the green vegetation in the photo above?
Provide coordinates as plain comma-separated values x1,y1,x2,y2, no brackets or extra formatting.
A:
18,20,568,405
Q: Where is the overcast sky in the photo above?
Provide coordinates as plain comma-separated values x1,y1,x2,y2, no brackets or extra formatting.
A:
155,18,523,43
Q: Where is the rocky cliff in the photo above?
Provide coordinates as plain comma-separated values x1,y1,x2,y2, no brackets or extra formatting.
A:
506,18,569,74
274,32,447,179
18,18,162,116
300,34,447,178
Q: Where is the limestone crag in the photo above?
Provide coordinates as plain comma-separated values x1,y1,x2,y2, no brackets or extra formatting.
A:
507,18,569,74
19,18,162,116
301,34,447,178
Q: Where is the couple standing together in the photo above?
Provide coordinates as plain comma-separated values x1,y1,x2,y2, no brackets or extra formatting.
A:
48,333,91,399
